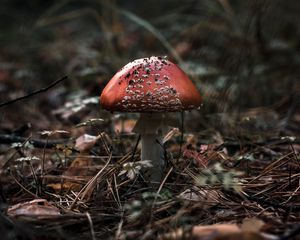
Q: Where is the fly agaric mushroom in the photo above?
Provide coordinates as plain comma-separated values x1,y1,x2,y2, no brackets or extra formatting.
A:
100,56,202,183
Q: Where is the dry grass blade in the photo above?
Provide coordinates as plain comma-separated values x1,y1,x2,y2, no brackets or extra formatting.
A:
85,212,96,240
113,174,122,209
282,180,300,204
69,153,112,210
10,173,38,198
115,7,183,65
249,152,294,183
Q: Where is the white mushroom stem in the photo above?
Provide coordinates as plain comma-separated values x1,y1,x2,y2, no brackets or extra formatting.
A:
133,113,166,183
141,132,164,182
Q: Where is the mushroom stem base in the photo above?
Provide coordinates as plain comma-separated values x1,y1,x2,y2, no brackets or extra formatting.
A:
141,133,165,183
133,113,166,184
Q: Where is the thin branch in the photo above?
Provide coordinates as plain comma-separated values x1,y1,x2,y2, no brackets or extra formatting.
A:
0,76,67,108
130,134,141,162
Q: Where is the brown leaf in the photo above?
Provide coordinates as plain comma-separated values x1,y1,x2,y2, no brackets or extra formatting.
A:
64,154,93,177
241,218,265,233
192,224,241,238
7,199,60,218
47,153,94,192
191,224,268,240
75,134,100,152
47,182,77,192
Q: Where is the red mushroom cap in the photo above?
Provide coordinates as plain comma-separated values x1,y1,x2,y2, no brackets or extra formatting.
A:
100,56,202,112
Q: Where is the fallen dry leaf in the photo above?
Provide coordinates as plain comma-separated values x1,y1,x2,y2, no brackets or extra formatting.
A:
47,153,94,192
7,199,60,218
160,220,276,240
75,134,100,152
241,218,265,233
192,224,241,238
158,224,241,240
47,182,78,192
64,154,93,177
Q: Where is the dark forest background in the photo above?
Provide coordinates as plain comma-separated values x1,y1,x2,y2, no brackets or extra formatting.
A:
1,0,299,132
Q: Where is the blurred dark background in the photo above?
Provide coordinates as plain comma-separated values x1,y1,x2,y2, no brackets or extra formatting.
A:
0,0,299,137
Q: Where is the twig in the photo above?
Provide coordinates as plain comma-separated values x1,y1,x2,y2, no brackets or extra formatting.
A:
130,134,141,162
0,76,67,108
